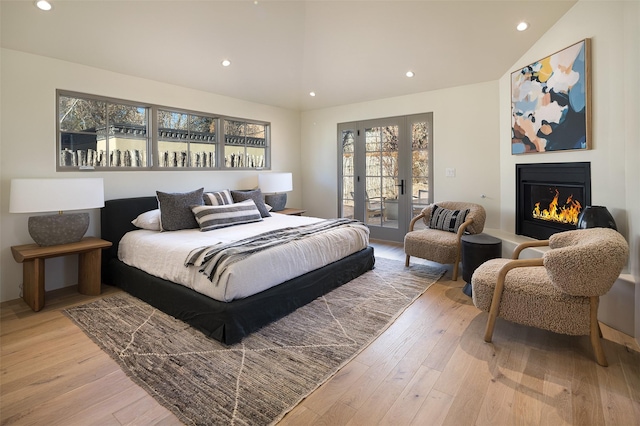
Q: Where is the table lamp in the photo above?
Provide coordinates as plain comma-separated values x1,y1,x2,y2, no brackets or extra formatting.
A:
258,172,292,211
9,178,105,246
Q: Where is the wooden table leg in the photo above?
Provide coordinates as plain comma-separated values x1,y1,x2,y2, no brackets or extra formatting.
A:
22,258,45,312
78,248,101,296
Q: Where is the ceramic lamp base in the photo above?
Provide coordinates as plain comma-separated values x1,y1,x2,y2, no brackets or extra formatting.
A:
28,213,89,246
576,206,617,230
265,193,287,212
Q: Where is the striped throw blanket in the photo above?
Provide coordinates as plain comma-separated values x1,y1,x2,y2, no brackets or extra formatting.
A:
185,218,366,283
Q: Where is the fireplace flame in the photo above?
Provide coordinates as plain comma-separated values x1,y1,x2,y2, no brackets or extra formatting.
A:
532,189,582,225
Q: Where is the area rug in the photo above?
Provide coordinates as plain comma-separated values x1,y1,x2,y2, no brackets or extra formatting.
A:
64,257,445,426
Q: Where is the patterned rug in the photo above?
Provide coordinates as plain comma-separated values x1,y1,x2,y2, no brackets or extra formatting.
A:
64,257,445,425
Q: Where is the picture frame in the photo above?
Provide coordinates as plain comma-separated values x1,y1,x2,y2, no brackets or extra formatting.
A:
511,39,591,155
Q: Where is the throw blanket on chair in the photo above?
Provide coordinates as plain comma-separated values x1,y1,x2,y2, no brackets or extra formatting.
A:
185,218,366,284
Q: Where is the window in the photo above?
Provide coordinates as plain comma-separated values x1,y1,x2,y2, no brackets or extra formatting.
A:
58,93,149,168
223,120,268,168
57,91,270,171
157,110,217,168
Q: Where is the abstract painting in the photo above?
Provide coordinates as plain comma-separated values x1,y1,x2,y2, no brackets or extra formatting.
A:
511,39,591,154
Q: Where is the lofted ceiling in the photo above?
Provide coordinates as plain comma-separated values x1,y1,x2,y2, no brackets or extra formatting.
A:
1,0,576,111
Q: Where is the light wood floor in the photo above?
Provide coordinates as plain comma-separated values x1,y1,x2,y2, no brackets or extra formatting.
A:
1,240,639,425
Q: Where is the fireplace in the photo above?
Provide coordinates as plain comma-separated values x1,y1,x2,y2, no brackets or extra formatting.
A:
516,162,591,240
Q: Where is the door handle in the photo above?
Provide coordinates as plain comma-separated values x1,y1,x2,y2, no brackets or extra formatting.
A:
396,179,405,195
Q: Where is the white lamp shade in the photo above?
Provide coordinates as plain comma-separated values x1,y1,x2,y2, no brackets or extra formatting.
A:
258,172,293,194
10,178,105,213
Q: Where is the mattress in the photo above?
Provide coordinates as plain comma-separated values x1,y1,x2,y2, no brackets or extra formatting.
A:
118,212,370,302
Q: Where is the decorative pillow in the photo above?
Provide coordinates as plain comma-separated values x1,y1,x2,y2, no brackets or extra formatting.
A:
156,188,204,231
131,209,161,231
230,189,271,218
429,204,470,233
204,190,233,206
191,199,263,231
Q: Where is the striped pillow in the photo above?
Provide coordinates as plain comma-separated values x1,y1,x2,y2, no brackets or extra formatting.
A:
204,190,233,206
429,204,470,233
191,199,263,231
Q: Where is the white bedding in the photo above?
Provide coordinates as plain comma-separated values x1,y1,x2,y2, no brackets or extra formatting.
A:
118,213,369,302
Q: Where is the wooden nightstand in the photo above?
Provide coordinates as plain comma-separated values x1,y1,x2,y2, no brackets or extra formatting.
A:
278,208,306,216
11,237,112,312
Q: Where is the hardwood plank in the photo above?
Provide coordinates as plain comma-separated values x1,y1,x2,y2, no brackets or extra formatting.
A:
298,359,370,416
112,394,180,425
344,338,438,425
378,365,440,425
315,401,358,426
52,381,155,426
571,350,606,425
473,342,516,426
410,389,454,426
539,333,574,426
1,370,131,425
278,405,320,426
512,343,547,426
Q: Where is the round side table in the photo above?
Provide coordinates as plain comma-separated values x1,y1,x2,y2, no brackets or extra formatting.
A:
461,233,502,297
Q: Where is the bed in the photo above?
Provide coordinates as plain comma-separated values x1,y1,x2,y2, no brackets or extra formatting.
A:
101,195,375,344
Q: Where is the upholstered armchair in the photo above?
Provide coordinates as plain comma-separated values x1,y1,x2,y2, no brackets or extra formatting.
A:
404,202,487,280
471,227,629,366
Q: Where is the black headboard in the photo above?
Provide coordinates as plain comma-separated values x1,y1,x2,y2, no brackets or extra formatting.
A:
101,196,158,263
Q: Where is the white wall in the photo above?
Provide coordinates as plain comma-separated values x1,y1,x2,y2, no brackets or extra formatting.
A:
300,81,501,226
0,49,301,302
498,1,639,339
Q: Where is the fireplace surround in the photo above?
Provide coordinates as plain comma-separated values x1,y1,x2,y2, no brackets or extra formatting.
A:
516,162,591,240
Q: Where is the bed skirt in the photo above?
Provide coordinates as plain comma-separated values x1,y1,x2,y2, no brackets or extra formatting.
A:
106,246,375,344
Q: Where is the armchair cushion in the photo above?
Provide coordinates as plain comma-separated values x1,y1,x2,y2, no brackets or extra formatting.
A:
472,258,591,335
404,229,460,265
544,228,629,297
428,204,470,233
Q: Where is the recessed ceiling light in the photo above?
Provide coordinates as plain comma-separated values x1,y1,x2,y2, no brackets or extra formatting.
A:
517,22,529,31
35,0,52,11
309,92,316,97
406,71,415,78
221,59,231,67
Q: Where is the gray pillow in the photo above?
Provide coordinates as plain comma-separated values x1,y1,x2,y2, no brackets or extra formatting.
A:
230,189,271,218
156,188,204,231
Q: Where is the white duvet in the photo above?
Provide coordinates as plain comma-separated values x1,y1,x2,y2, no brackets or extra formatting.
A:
118,213,370,302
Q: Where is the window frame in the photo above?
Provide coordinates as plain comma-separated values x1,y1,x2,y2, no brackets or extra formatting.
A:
56,90,271,171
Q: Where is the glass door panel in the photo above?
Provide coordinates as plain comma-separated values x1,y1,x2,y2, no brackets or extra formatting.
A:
340,128,355,219
410,116,433,230
364,125,398,229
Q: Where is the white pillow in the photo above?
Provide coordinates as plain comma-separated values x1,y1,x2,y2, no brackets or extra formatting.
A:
131,209,161,231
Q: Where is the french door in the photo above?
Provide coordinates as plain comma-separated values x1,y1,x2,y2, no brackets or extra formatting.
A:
338,113,433,242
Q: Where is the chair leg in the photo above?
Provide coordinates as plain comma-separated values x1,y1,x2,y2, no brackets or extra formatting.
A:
405,255,410,267
484,268,509,343
590,296,608,367
452,246,462,281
